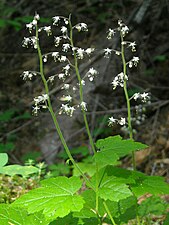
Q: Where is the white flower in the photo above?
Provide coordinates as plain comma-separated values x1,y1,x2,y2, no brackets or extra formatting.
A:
32,105,40,115
58,73,65,80
52,52,59,61
44,26,52,36
34,13,40,21
85,48,95,56
81,80,85,86
133,92,150,102
22,71,37,80
62,43,70,52
128,56,139,68
34,94,49,105
54,37,61,47
87,67,98,81
121,25,129,37
129,42,136,52
26,23,33,33
107,28,115,39
80,101,87,111
104,48,112,58
60,104,75,117
63,64,70,75
118,117,126,125
75,23,88,32
43,55,48,62
61,84,70,90
60,95,72,102
61,26,67,34
77,48,85,59
64,18,69,25
53,16,60,25
22,37,30,47
59,55,67,62
111,72,128,89
108,117,116,126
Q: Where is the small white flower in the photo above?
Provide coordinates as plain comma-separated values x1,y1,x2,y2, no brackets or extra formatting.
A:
118,117,126,125
43,55,48,63
121,25,129,37
59,55,67,62
77,48,85,59
22,37,30,47
63,64,70,75
80,101,87,111
85,48,95,56
107,28,115,39
60,95,72,102
34,13,40,21
75,23,88,32
108,117,116,126
22,71,37,80
60,104,75,117
62,43,70,52
80,80,85,86
111,72,128,89
61,26,67,34
26,23,33,33
32,105,40,116
53,16,60,25
129,42,136,52
52,52,59,61
58,73,65,80
64,18,69,25
104,48,112,58
61,84,70,90
54,37,61,47
44,26,52,36
87,67,98,81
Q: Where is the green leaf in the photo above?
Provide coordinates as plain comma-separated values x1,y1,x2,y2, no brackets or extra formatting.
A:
73,162,96,177
153,55,167,62
13,176,84,219
138,196,168,217
131,176,169,196
0,142,15,153
164,213,169,225
0,165,39,176
0,204,49,225
0,153,8,167
95,135,147,168
52,214,79,225
0,109,16,122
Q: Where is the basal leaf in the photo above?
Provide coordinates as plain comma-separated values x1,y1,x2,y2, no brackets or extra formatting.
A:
0,204,49,225
1,165,39,176
95,135,147,168
0,153,8,167
13,176,84,219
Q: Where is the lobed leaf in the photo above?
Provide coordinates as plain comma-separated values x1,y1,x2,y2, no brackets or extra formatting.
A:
95,135,147,168
1,165,39,176
13,176,84,220
0,204,49,225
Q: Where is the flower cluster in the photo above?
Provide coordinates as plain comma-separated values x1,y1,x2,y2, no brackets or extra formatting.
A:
33,94,49,115
111,72,128,89
86,67,98,81
21,71,37,80
22,36,38,49
108,116,126,127
59,104,75,117
132,92,150,103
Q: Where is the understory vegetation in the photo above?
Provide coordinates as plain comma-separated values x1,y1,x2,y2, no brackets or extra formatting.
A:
0,5,169,225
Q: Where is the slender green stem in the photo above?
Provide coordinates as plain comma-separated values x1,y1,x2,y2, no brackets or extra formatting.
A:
120,33,136,171
103,201,117,225
68,15,100,215
35,24,94,190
